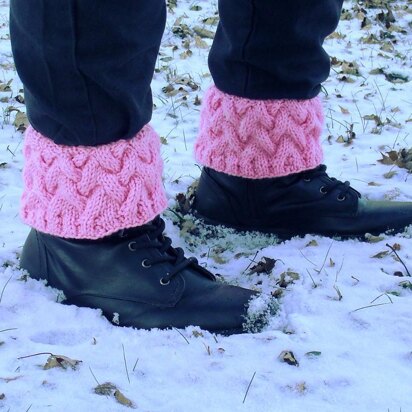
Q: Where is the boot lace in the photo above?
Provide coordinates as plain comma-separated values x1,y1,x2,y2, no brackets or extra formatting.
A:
125,218,214,286
301,165,361,201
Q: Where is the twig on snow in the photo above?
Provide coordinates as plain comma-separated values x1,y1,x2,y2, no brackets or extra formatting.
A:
242,371,256,404
386,243,411,277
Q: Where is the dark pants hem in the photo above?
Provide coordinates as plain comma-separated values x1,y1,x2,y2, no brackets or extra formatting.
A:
10,0,342,146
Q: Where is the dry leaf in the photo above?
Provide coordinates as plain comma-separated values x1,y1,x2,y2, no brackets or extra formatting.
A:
202,16,219,26
383,171,397,179
114,390,135,408
327,31,346,40
271,289,283,298
384,72,409,84
278,350,299,367
95,382,117,396
339,105,350,114
305,351,322,358
341,61,360,76
277,271,300,288
15,94,25,104
13,111,29,132
211,253,227,265
378,148,412,171
172,23,192,39
95,383,135,408
176,193,191,215
249,257,277,275
371,250,389,259
194,35,208,49
43,355,82,370
363,114,383,126
193,26,215,39
192,330,204,338
180,50,192,59
167,0,177,11
0,79,12,92
180,219,199,236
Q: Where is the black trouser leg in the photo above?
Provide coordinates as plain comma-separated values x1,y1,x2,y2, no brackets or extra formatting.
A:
10,0,166,146
209,0,343,100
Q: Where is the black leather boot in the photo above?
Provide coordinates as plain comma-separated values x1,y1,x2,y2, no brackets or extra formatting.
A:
193,166,412,238
20,217,275,334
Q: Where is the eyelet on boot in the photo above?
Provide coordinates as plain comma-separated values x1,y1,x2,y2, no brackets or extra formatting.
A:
337,194,346,202
128,241,137,251
160,277,170,286
303,178,311,182
320,186,328,194
141,259,152,268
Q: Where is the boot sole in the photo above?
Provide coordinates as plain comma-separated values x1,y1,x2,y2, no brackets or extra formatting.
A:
23,269,246,336
192,211,403,241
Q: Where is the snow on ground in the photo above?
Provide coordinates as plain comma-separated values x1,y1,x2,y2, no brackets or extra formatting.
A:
1,1,412,411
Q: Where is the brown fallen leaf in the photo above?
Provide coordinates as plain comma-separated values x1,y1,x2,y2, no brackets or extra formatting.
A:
271,289,283,299
95,382,117,396
193,26,215,39
176,193,191,215
202,16,219,26
43,355,82,370
114,390,135,408
95,382,135,409
194,35,208,49
383,171,397,179
278,350,299,367
13,111,29,132
0,79,12,92
277,271,300,288
249,257,277,275
371,250,389,259
339,105,350,114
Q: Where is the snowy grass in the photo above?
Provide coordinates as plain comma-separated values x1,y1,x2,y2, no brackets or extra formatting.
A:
1,0,412,411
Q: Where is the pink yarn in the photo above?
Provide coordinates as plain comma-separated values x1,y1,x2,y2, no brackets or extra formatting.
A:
195,86,324,179
21,126,167,239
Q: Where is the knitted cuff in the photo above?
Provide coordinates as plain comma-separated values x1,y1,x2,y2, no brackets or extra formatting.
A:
21,126,167,239
194,86,324,179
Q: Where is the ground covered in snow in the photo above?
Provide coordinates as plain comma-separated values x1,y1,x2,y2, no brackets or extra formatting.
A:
1,1,412,411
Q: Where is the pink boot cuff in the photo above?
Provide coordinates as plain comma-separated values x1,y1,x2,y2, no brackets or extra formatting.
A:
195,86,324,179
21,126,167,239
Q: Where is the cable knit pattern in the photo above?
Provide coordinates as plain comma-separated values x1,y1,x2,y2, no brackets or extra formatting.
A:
21,126,167,239
195,86,324,179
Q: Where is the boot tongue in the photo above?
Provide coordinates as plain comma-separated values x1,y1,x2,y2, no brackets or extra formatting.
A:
110,216,164,242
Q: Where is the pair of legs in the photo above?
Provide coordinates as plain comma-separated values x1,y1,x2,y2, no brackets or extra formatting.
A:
11,0,412,333
10,0,341,238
